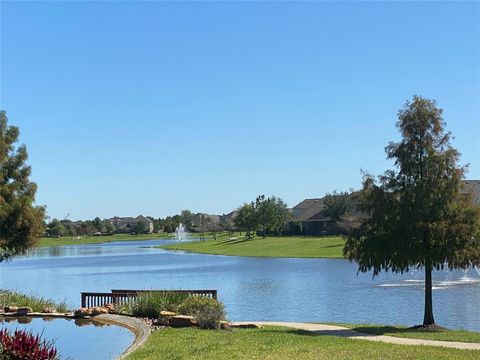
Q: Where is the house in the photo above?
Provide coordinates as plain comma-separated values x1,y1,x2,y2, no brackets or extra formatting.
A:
190,213,221,232
289,179,480,236
289,197,338,236
109,215,154,234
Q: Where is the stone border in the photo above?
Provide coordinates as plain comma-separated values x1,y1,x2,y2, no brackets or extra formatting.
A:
0,313,150,360
95,314,151,359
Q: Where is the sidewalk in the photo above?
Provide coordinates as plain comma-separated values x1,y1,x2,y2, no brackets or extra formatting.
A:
231,321,480,351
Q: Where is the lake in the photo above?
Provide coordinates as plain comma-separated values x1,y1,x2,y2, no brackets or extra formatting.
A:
1,239,479,332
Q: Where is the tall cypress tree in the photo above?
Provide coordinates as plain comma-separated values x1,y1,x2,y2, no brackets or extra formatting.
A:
0,111,45,260
344,96,480,327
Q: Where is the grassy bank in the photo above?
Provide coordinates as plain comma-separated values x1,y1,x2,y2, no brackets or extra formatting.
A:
161,235,345,258
126,326,479,360
0,290,69,312
38,233,169,247
334,323,480,343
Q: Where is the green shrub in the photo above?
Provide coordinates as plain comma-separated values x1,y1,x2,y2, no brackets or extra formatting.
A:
177,296,226,329
0,290,69,313
127,291,189,318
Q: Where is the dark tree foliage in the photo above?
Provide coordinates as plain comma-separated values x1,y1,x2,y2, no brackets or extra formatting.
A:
133,220,147,234
344,96,480,327
0,111,45,260
322,191,353,222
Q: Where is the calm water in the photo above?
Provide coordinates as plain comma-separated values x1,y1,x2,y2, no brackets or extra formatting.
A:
1,239,479,332
0,317,134,360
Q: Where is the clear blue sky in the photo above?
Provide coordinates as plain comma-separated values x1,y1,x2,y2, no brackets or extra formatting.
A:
1,1,479,220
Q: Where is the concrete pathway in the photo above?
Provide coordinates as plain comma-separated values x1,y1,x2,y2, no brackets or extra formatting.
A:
231,321,480,351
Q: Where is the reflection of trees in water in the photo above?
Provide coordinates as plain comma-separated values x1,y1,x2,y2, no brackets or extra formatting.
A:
48,246,62,257
46,245,110,257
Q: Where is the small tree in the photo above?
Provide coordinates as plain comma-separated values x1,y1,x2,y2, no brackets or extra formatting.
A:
255,195,290,237
234,202,257,239
344,96,480,327
0,111,45,260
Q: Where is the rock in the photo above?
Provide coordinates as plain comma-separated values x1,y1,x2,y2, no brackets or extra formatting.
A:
159,311,176,316
156,310,176,326
169,315,197,328
43,307,57,313
4,306,19,313
230,323,263,329
15,307,33,315
104,304,115,313
91,307,109,316
219,321,231,330
74,308,93,317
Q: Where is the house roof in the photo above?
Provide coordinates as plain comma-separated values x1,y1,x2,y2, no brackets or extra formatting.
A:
222,211,238,221
291,179,480,224
291,198,327,222
135,215,152,223
292,198,324,210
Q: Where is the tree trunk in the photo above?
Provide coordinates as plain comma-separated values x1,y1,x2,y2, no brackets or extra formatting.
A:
423,260,435,326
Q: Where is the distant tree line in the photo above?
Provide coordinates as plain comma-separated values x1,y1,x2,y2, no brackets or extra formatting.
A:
45,217,115,237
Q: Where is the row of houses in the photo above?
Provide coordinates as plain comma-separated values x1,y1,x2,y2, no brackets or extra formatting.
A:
105,180,480,236
289,179,480,236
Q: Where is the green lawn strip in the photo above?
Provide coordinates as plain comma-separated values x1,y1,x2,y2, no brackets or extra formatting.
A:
160,235,345,258
38,233,170,247
126,326,478,360
329,323,480,343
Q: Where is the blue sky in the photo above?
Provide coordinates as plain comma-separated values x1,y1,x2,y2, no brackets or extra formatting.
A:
1,1,479,220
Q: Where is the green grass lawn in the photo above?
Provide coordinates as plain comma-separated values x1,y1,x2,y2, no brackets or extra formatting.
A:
161,235,345,258
333,323,480,343
126,326,479,360
38,233,169,247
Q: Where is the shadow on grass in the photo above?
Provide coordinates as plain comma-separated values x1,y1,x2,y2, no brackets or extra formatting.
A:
215,238,253,246
319,244,344,249
246,327,382,339
350,326,444,336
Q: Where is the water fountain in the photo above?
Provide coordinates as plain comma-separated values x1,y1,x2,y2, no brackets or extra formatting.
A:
379,263,480,289
174,223,188,241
